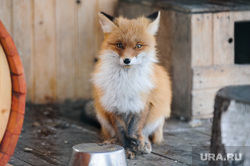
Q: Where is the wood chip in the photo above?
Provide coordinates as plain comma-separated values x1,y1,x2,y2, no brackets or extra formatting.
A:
24,147,33,152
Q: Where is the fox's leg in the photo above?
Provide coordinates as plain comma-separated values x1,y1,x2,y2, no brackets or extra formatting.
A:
110,114,139,159
110,107,150,159
152,118,165,144
126,112,149,154
143,137,152,154
143,113,165,145
109,114,136,157
96,112,115,140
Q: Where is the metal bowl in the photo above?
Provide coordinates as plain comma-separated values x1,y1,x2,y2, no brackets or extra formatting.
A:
68,143,127,166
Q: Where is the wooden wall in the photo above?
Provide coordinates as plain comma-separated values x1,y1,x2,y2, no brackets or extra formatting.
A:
0,0,118,103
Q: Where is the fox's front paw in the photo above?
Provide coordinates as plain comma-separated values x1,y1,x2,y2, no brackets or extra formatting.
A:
99,137,118,145
143,139,152,154
126,149,136,159
127,136,144,154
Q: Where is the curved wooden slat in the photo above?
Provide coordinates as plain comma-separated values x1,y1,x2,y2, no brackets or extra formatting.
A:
0,36,18,56
0,131,19,156
6,111,24,135
0,152,10,165
6,55,24,75
0,20,26,166
11,74,27,94
11,93,26,114
0,23,9,39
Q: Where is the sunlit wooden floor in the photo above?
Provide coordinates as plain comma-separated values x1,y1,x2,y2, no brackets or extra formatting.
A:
8,103,212,166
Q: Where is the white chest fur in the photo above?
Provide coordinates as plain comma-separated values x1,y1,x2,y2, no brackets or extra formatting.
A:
92,51,156,114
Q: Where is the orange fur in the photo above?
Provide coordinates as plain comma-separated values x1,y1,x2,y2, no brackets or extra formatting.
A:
92,12,172,157
93,65,172,141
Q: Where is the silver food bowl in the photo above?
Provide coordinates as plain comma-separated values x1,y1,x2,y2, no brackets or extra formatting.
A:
68,143,127,166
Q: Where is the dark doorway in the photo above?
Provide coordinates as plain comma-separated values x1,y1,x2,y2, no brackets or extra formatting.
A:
235,21,250,64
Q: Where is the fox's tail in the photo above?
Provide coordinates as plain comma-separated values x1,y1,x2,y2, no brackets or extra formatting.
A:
81,100,100,128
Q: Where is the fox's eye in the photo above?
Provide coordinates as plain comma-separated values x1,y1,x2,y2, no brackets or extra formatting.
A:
136,44,142,49
117,43,122,48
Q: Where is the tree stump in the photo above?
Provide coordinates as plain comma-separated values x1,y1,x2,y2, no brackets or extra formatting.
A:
211,85,250,166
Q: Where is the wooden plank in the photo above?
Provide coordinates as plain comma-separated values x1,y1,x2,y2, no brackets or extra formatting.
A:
191,88,218,118
11,104,214,165
193,65,250,90
97,0,118,58
118,0,153,19
0,45,12,143
167,129,211,147
152,121,212,165
56,0,76,101
164,119,212,136
99,0,118,17
153,136,193,165
171,11,192,119
0,0,12,36
157,36,172,74
12,0,33,101
16,103,190,166
75,0,118,100
4,0,119,103
128,153,186,166
13,103,101,165
33,0,57,103
213,12,234,65
75,0,98,99
12,143,58,166
191,13,213,67
156,10,173,75
154,0,250,14
192,126,212,137
233,11,250,22
8,157,32,166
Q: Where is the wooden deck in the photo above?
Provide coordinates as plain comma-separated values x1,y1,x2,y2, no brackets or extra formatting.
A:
8,103,212,166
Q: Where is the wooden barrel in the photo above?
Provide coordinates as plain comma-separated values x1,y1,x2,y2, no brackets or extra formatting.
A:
0,20,26,166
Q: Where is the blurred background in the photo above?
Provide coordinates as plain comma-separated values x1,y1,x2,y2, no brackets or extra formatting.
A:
0,0,118,104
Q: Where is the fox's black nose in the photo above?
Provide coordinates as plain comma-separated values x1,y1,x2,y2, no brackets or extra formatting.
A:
124,58,131,64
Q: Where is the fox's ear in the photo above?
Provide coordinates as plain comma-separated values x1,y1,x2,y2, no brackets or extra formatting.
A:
98,12,116,33
146,11,161,35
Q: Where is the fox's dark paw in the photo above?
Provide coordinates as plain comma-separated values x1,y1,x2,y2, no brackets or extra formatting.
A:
127,136,144,154
126,149,136,159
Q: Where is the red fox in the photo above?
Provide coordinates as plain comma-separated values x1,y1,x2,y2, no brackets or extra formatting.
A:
92,11,172,159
